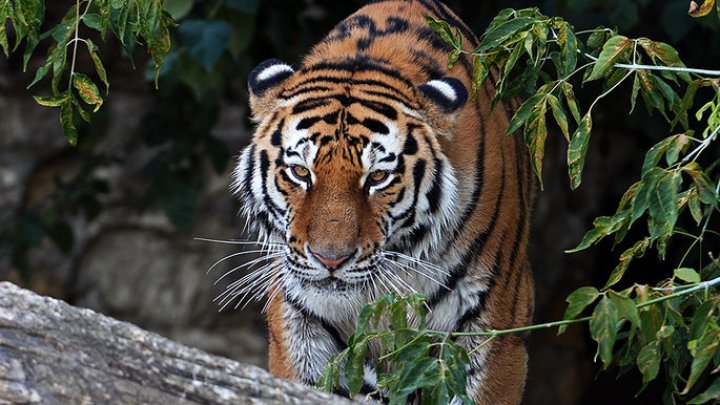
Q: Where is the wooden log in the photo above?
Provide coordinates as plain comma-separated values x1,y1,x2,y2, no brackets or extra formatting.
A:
0,282,356,404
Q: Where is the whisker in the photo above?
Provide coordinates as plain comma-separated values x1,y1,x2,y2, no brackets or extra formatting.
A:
381,256,450,290
213,252,284,284
383,251,450,276
194,236,284,246
206,248,283,275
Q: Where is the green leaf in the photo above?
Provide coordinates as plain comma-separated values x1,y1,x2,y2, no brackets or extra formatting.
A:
637,341,661,383
684,164,719,209
567,212,628,253
604,238,649,289
524,99,548,189
556,22,577,78
33,94,67,107
608,291,640,327
547,94,570,142
561,82,581,124
684,327,720,394
638,39,691,82
647,171,681,255
318,359,340,393
0,3,9,57
394,357,439,399
426,16,457,47
586,35,631,81
60,99,78,146
673,80,701,129
560,286,599,334
508,93,546,134
86,39,109,93
503,40,525,77
475,17,535,53
674,267,701,284
642,136,674,173
82,13,103,32
631,168,663,224
688,190,703,225
586,28,607,50
471,57,489,95
688,376,720,404
666,134,690,166
345,338,368,396
72,73,103,112
567,113,592,189
630,73,640,113
590,296,619,369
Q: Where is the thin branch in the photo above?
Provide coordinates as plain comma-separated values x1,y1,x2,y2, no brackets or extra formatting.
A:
422,275,720,339
582,53,720,77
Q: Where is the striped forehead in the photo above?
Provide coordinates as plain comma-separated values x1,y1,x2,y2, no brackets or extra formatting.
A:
280,103,402,169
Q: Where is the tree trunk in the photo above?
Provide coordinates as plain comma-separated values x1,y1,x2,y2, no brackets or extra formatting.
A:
0,282,356,404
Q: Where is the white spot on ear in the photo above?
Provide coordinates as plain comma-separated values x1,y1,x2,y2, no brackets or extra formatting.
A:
257,63,294,82
426,80,457,101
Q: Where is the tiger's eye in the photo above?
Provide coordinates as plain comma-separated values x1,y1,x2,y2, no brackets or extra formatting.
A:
368,171,388,183
292,166,310,178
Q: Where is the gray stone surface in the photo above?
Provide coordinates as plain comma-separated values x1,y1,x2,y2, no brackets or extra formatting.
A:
0,281,356,404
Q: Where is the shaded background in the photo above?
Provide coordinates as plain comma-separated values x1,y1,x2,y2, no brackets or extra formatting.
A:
1,0,719,403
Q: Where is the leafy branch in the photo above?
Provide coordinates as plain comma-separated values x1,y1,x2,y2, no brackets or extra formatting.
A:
1,0,173,145
319,7,720,405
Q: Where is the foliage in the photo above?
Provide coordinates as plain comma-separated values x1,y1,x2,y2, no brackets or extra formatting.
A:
321,7,720,404
2,0,720,402
319,295,472,404
1,0,172,145
0,0,260,274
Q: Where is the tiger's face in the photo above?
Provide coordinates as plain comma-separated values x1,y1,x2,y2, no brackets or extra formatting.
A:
233,59,467,308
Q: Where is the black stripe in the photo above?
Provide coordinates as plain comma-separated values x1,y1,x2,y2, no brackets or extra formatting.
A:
281,86,332,99
394,159,426,228
362,118,390,134
426,158,443,215
259,150,287,219
304,58,415,90
359,89,413,107
292,99,331,114
454,241,504,331
241,144,256,196
355,99,398,120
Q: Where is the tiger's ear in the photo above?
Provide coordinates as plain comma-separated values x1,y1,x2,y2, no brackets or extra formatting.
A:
418,77,468,137
248,59,295,120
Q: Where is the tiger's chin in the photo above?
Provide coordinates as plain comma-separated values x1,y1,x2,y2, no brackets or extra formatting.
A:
283,270,375,323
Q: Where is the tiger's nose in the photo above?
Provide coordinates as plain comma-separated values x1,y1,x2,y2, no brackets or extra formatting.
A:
309,248,352,270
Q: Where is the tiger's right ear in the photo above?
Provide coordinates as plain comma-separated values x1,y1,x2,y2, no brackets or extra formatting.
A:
248,59,295,120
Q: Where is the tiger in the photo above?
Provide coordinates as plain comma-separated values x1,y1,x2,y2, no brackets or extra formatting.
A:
230,0,535,403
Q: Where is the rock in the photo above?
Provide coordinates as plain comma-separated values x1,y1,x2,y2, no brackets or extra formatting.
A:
0,281,357,404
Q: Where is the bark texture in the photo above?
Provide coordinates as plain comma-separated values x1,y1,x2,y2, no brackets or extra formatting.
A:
0,282,355,404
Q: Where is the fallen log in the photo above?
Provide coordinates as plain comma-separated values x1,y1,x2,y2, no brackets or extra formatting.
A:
0,281,355,404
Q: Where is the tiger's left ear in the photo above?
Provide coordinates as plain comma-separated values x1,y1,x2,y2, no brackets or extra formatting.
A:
248,59,295,121
418,77,468,137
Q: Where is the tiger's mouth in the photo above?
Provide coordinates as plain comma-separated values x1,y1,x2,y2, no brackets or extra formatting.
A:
298,276,352,291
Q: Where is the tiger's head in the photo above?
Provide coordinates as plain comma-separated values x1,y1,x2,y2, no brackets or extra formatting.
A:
232,58,467,311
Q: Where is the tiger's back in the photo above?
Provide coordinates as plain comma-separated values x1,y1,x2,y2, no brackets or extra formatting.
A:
234,1,535,403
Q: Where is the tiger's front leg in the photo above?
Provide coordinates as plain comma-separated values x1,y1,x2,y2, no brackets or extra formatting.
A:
266,294,339,385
